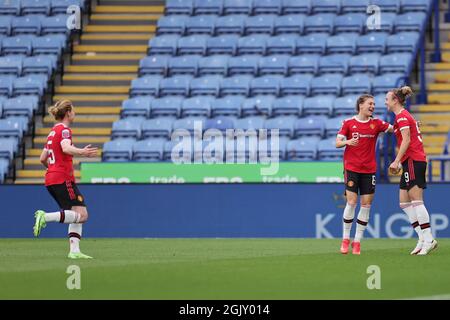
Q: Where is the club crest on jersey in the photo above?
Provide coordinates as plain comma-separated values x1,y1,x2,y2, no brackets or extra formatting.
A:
62,129,71,139
370,124,375,129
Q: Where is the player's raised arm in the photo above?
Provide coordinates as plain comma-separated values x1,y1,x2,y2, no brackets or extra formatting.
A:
61,140,98,157
39,148,48,168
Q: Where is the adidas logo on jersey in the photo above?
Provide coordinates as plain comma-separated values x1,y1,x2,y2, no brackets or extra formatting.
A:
352,125,357,128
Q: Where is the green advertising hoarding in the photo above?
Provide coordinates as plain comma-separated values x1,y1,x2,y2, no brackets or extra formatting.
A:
80,162,344,183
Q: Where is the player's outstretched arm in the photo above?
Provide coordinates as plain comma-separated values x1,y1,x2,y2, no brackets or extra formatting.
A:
39,148,48,168
61,140,98,158
335,136,358,148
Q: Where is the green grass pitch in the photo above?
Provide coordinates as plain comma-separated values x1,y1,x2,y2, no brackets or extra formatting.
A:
0,239,448,300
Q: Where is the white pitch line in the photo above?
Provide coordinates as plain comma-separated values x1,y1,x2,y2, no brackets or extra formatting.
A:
404,294,450,300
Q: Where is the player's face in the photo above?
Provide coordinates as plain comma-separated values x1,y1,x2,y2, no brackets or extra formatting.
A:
68,108,75,123
359,98,374,117
385,92,395,111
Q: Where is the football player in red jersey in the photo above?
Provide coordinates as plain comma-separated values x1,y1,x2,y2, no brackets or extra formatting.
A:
336,94,393,255
33,100,98,259
386,86,437,255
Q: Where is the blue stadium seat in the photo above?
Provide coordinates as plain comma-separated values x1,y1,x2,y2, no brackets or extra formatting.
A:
297,33,328,54
206,35,239,55
356,32,389,54
294,116,326,137
8,115,30,135
264,116,296,137
333,94,359,116
304,14,335,33
173,117,206,137
32,35,65,55
0,97,4,116
341,0,369,14
121,97,153,118
234,116,265,131
286,137,319,161
194,0,223,15
334,13,365,34
177,35,208,55
13,74,47,96
41,15,69,35
373,94,387,116
288,55,320,75
379,53,413,74
349,53,380,74
303,95,335,116
156,15,188,35
148,35,179,55
129,76,161,97
168,55,200,76
241,95,275,117
395,13,426,32
250,76,281,96
186,15,217,35
341,74,371,95
318,137,344,160
2,36,33,55
0,55,22,76
237,34,268,55
111,118,145,140
223,0,252,15
371,0,400,13
220,75,252,96
228,55,259,76
211,96,243,117
274,14,304,34
319,54,350,74
312,0,341,14
0,117,23,140
22,0,51,15
163,139,192,162
266,35,297,55
280,74,312,96
387,32,419,53
198,55,229,76
182,96,213,117
133,138,166,162
151,97,183,118
272,96,304,116
159,75,192,96
325,116,347,137
0,0,20,15
311,74,342,95
204,116,235,133
141,118,173,139
253,0,281,15
139,56,169,76
0,158,9,183
0,76,14,97
165,0,193,15
365,13,396,33
2,96,37,117
326,33,358,54
259,55,289,75
401,0,432,13
0,137,17,160
23,55,55,76
372,73,405,95
190,76,222,96
215,15,246,35
0,16,12,36
102,139,135,162
281,0,310,14
51,0,84,15
12,15,42,35
245,14,276,35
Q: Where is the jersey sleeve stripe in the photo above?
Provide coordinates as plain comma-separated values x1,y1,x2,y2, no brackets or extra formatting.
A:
337,134,346,139
399,126,410,131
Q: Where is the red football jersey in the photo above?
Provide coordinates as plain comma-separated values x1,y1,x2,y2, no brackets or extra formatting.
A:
393,109,427,163
44,123,74,186
337,117,391,173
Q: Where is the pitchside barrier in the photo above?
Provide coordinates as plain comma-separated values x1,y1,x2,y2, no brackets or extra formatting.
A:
0,184,448,238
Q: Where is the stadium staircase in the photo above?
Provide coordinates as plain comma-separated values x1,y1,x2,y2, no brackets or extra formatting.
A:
15,0,164,184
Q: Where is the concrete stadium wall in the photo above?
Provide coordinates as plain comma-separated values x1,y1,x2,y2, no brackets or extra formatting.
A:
0,184,449,238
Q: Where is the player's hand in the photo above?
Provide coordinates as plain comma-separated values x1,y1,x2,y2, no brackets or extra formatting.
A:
81,144,98,157
346,138,359,146
389,161,401,175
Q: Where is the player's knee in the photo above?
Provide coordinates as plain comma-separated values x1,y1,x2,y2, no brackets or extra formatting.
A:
346,199,357,207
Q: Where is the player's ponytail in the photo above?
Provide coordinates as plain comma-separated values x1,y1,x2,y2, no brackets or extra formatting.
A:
49,100,73,120
391,86,413,105
356,94,374,113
